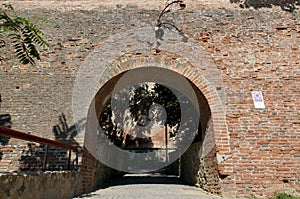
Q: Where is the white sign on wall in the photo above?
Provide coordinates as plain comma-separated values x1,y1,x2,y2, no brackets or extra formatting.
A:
251,91,265,109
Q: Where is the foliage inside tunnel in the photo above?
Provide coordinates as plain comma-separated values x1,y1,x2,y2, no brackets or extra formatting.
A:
98,82,201,149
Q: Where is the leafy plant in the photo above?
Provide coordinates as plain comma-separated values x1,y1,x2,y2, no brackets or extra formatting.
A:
99,82,201,148
272,193,300,199
0,3,51,64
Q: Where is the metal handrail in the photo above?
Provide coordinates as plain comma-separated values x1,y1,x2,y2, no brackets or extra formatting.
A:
0,127,82,170
0,127,81,152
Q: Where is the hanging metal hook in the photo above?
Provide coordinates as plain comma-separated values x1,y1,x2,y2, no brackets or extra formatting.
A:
156,0,186,27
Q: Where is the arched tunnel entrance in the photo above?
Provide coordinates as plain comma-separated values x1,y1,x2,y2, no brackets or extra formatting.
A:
81,67,222,195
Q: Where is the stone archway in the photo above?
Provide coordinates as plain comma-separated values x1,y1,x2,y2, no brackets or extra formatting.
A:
78,51,230,195
72,27,232,194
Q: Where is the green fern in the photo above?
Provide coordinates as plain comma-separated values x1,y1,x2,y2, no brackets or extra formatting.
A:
0,3,51,65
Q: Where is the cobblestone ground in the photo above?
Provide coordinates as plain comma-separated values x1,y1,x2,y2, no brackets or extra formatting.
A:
74,173,224,199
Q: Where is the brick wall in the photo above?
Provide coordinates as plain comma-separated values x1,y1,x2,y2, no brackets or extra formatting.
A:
0,1,299,198
0,141,79,172
80,148,123,193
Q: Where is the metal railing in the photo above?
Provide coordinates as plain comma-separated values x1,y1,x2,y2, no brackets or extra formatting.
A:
0,127,82,171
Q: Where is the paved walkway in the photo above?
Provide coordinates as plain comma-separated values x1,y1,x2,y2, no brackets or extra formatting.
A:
74,173,223,199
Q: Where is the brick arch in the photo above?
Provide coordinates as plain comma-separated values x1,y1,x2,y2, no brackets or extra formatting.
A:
84,51,231,176
74,28,233,193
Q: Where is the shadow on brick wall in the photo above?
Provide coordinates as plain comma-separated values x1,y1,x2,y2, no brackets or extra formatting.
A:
0,114,11,160
230,0,300,12
18,113,81,171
